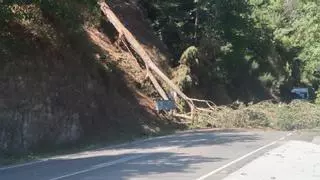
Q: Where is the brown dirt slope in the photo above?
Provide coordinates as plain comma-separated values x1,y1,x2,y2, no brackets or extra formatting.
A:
0,1,180,155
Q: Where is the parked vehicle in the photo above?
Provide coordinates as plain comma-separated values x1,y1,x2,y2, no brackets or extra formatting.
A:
291,87,315,100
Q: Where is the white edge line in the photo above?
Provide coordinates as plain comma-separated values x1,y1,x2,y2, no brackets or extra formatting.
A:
0,131,180,171
0,129,286,171
195,133,293,180
0,128,223,170
0,160,48,171
48,144,189,180
48,154,147,180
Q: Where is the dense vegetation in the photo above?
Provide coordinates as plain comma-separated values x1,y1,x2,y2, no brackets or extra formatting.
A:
140,0,320,102
138,0,320,130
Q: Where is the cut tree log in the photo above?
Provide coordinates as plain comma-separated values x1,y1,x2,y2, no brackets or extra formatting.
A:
98,1,192,105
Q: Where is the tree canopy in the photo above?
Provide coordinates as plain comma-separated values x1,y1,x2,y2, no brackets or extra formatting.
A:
140,0,320,101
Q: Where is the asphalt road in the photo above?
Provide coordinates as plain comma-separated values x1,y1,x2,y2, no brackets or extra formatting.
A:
0,129,319,180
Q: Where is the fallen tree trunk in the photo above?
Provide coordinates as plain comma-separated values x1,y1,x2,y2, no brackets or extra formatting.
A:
147,68,169,100
118,35,170,101
98,1,191,104
98,1,223,120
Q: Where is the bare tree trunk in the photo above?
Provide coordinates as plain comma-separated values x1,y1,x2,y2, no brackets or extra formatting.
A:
147,68,169,100
194,0,199,43
99,1,191,103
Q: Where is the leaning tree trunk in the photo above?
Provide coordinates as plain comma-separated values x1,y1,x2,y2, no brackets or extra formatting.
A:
98,1,192,105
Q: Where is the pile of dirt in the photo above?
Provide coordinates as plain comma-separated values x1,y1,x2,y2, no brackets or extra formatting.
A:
0,1,181,154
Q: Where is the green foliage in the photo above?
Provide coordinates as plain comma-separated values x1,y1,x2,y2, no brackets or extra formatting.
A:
141,0,320,101
259,73,276,88
39,0,100,33
251,0,320,84
315,90,320,105
139,0,198,60
193,100,320,130
0,1,100,32
0,5,14,25
179,46,199,66
275,101,320,130
172,65,193,91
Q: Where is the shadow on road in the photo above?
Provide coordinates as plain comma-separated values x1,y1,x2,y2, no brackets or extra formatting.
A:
0,130,262,180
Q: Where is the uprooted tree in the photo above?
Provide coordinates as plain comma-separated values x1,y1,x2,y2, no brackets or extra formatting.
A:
98,1,216,119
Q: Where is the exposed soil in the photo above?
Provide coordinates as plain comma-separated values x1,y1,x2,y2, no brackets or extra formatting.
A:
0,1,183,155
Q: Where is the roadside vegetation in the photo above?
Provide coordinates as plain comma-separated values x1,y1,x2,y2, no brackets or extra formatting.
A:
192,100,320,131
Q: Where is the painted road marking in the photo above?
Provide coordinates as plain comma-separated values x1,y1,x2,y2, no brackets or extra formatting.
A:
0,160,48,171
0,129,212,171
223,140,320,180
195,133,293,180
48,144,193,180
48,154,146,180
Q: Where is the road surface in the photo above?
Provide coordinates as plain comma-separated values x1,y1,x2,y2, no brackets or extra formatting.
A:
0,129,319,180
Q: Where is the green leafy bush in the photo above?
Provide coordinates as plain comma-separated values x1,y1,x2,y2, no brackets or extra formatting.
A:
315,90,320,105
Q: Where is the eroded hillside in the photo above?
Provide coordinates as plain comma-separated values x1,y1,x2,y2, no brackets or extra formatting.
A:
0,0,180,154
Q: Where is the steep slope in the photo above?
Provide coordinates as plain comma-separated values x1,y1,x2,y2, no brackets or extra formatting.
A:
0,1,180,154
